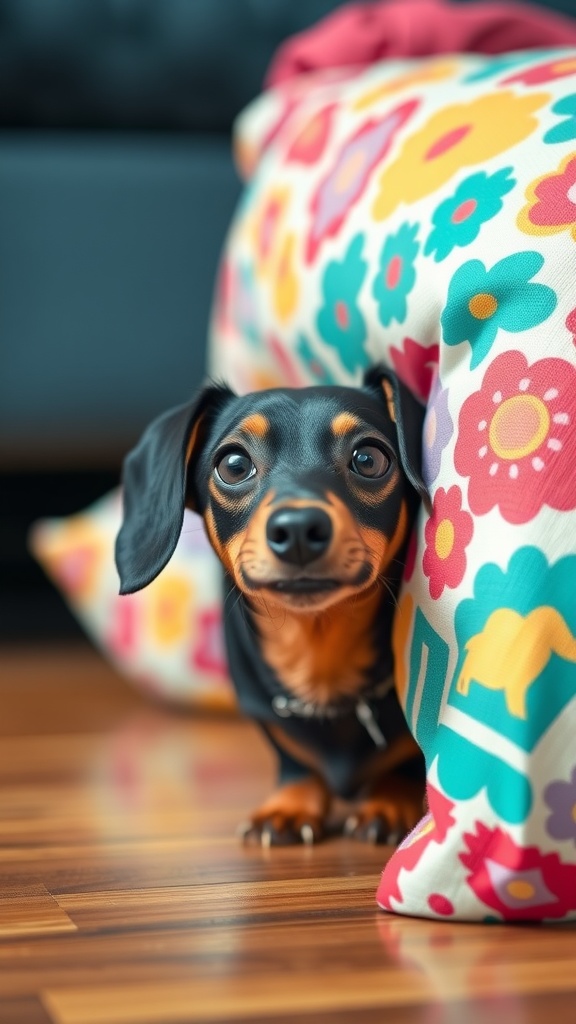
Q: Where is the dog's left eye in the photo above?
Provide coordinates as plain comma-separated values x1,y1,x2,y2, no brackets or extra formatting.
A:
215,449,256,485
350,444,390,479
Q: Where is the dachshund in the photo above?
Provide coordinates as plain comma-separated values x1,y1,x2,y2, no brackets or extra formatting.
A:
115,367,430,846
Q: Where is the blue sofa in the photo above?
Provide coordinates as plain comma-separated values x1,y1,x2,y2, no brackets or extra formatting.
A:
0,0,353,467
0,0,351,638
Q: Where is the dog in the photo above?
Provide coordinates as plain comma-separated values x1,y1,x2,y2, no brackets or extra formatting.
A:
115,366,430,846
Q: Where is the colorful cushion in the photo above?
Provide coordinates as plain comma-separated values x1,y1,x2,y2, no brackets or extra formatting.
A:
31,495,234,711
33,45,576,922
208,48,576,922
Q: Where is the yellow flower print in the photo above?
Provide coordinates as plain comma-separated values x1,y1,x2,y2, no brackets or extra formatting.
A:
250,187,300,323
251,185,291,278
148,574,193,647
517,151,576,241
244,368,286,390
272,232,300,322
29,516,105,602
352,60,459,112
372,91,549,220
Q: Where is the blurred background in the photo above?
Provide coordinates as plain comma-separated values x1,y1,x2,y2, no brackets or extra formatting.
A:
2,0,574,643
0,0,356,642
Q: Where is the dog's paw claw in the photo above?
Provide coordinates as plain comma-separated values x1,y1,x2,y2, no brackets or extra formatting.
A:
366,821,381,845
237,814,324,847
343,811,406,845
261,826,273,850
344,815,359,837
345,779,424,845
236,821,255,843
300,823,315,846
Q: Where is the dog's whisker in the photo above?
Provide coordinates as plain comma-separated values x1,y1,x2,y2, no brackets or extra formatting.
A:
388,556,412,571
376,573,399,610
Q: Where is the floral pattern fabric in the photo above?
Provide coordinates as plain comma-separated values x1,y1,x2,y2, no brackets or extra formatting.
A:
31,48,576,923
212,48,576,923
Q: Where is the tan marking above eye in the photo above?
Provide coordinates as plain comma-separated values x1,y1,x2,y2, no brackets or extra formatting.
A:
381,380,397,423
331,412,361,437
238,413,269,438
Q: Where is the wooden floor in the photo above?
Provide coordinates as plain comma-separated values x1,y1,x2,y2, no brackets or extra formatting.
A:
0,645,575,1024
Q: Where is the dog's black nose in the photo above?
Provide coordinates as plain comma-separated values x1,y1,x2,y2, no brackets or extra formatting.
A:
266,506,333,566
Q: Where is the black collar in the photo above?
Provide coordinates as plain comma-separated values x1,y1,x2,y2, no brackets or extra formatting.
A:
270,676,395,748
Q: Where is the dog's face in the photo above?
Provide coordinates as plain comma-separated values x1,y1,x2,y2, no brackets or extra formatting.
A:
192,387,413,613
115,368,429,610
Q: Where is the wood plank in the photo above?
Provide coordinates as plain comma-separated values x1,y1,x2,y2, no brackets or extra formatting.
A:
0,997,53,1024
189,998,576,1024
0,646,144,737
40,957,576,1024
54,875,377,929
0,839,388,897
0,915,575,1008
0,885,76,938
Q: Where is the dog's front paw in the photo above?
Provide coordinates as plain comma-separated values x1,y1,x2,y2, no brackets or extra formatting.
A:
238,777,330,847
344,775,424,845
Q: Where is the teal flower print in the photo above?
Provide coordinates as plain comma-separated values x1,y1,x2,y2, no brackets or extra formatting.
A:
424,168,516,262
441,251,557,369
316,234,368,374
372,222,419,327
544,93,576,144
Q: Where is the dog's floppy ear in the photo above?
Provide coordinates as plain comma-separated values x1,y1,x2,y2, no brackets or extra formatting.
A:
115,382,234,595
363,365,431,513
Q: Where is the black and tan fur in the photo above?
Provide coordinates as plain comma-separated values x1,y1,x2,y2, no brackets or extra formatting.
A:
116,367,429,845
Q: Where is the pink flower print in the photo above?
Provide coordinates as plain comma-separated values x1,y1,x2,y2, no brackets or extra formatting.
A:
389,338,440,402
107,594,138,658
461,822,576,920
454,350,576,524
503,54,576,86
253,187,290,277
268,334,307,387
377,786,457,911
192,608,228,679
422,486,473,600
518,153,576,241
567,306,576,345
285,104,335,165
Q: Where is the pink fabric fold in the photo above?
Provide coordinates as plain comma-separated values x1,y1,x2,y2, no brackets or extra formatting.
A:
266,0,576,87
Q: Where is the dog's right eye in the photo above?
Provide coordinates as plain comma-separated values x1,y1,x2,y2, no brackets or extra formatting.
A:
215,449,256,485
